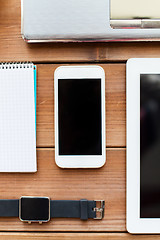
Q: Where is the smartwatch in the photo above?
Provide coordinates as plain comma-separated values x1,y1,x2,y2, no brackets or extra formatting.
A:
0,197,105,224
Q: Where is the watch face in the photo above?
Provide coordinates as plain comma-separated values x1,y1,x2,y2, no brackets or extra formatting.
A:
20,197,50,222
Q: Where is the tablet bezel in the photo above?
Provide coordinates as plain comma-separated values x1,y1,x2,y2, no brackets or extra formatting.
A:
127,58,160,233
54,66,106,168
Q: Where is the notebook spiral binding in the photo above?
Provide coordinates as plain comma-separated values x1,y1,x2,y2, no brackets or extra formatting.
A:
0,62,33,70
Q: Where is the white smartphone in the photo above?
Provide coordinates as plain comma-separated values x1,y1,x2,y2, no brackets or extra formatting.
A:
54,66,106,168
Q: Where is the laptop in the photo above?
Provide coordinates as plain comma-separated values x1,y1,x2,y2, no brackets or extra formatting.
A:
21,0,160,42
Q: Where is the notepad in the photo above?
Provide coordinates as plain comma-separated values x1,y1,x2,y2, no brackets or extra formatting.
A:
0,63,37,172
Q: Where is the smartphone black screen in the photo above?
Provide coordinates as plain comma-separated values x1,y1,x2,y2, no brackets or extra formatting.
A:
140,74,160,218
58,79,102,155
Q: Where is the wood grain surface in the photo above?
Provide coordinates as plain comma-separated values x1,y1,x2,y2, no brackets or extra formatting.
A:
0,148,125,232
0,233,160,240
1,0,159,238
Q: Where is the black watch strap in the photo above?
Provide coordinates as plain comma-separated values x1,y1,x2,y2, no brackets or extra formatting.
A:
50,199,96,220
0,200,18,217
0,199,105,220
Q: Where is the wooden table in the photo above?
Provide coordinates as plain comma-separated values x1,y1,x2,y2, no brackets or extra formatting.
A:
1,0,160,239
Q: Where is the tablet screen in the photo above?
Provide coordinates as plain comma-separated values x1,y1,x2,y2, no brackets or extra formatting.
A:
140,74,160,218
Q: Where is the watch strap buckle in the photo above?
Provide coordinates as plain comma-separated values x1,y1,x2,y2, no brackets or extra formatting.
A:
93,200,105,220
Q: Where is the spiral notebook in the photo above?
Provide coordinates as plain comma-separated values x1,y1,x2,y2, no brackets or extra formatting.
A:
0,63,37,172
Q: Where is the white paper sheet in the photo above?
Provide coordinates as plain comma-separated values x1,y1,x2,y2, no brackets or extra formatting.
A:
0,63,36,172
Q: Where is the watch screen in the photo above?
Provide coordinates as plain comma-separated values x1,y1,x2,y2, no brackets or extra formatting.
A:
20,197,50,221
140,74,160,218
58,79,102,155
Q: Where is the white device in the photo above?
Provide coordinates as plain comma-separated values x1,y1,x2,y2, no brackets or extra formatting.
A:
54,66,106,168
22,0,160,42
127,58,160,233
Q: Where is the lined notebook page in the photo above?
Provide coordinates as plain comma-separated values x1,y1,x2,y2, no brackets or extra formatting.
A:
0,63,36,172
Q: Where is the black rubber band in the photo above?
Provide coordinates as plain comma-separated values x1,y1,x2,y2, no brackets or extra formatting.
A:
0,200,19,217
50,199,96,219
0,199,96,220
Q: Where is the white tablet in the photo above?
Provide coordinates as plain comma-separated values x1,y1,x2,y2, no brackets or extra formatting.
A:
127,58,160,233
54,66,106,168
